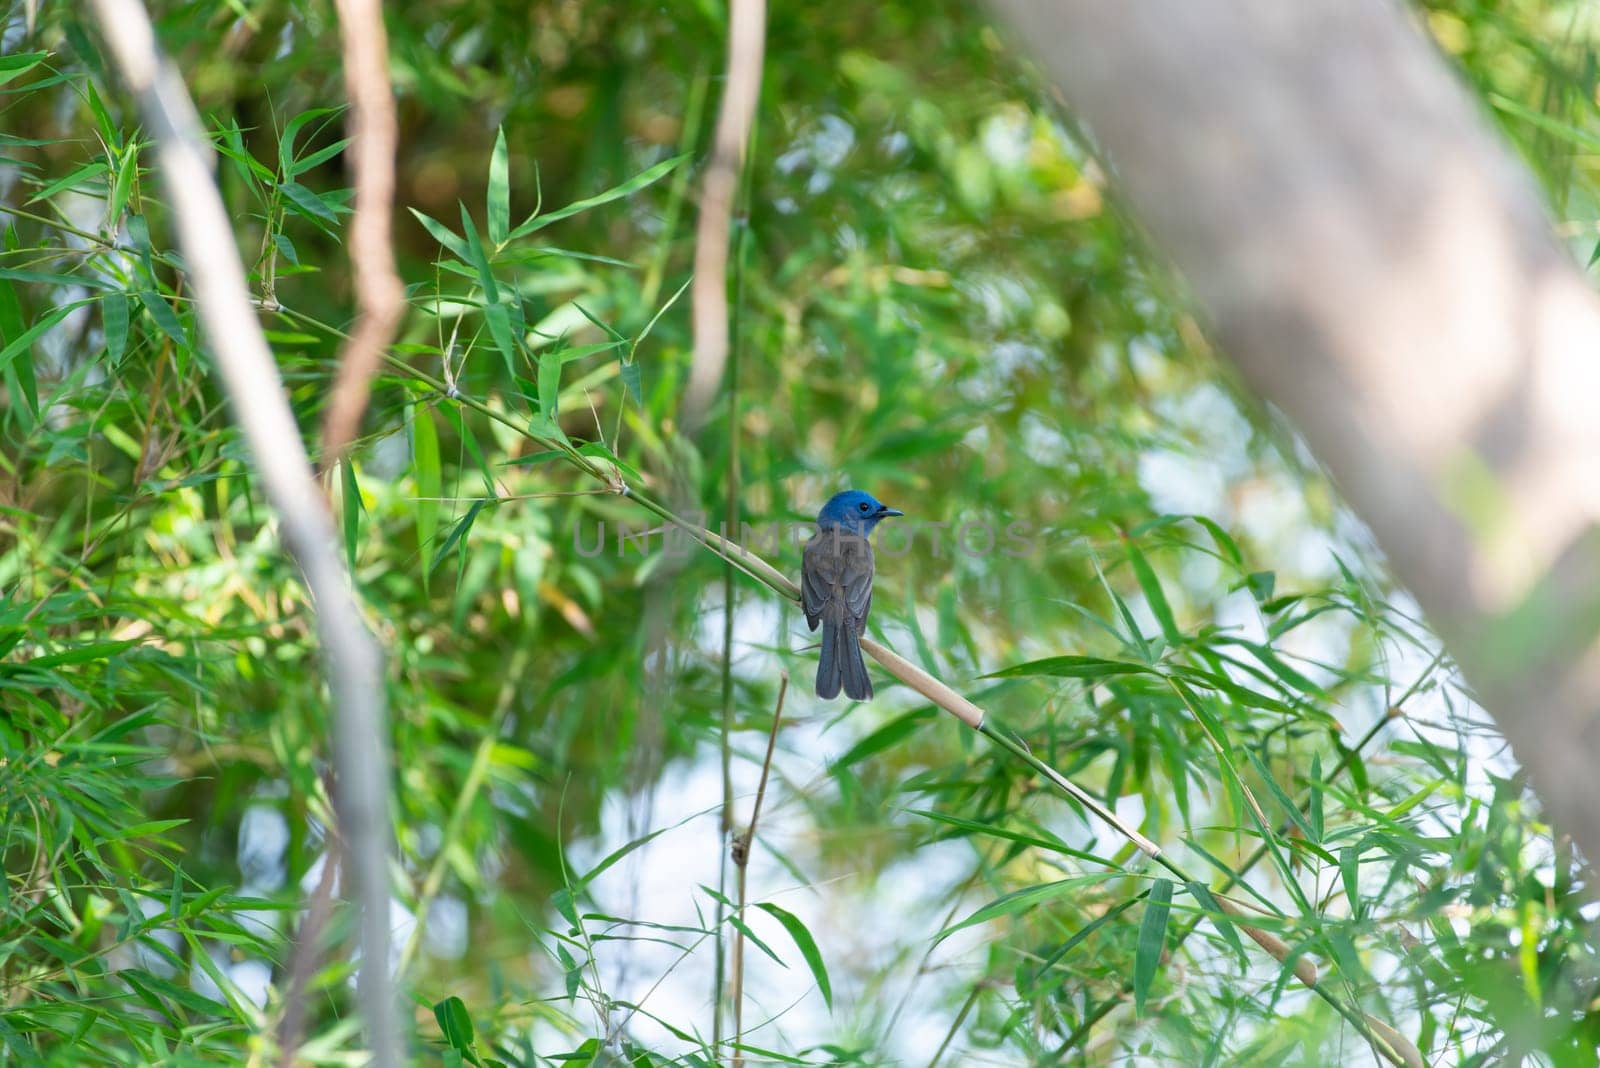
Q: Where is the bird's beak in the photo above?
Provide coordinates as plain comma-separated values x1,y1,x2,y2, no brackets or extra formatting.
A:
876,506,904,518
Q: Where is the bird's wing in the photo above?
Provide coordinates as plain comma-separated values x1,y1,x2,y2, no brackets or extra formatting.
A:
800,535,829,629
838,537,875,630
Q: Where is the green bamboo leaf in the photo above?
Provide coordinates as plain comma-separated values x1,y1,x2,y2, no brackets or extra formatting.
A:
0,268,115,290
0,301,91,377
485,301,518,377
84,79,119,147
109,142,139,226
556,340,626,364
1126,541,1180,645
1170,663,1296,715
27,160,108,205
218,119,271,195
570,301,627,342
1341,844,1362,920
754,903,833,1009
537,350,560,422
909,809,1109,865
1092,554,1151,661
551,888,580,932
619,358,642,403
1191,515,1243,567
102,291,129,363
459,204,518,375
1337,738,1370,793
1134,878,1173,1015
432,996,483,1066
413,404,441,575
1245,570,1276,603
575,442,642,483
1241,639,1327,697
459,202,499,301
0,51,49,87
279,107,342,177
1027,899,1141,984
983,655,1155,680
271,232,300,267
727,913,787,968
0,279,34,416
120,967,231,1017
832,708,934,769
287,138,351,178
16,639,141,670
442,405,498,494
341,460,363,572
138,290,186,346
507,153,688,240
1308,752,1324,842
280,180,338,224
1488,93,1600,150
487,127,510,246
936,877,1086,945
409,207,470,261
430,498,487,578
1185,880,1246,966
1242,748,1319,845
102,819,188,842
575,820,687,890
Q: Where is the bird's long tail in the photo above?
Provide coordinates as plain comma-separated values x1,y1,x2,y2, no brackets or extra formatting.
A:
818,617,872,701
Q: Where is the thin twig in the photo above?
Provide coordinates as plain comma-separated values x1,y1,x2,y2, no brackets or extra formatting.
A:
320,0,405,468
714,147,756,1060
86,5,402,1064
731,672,787,1068
682,0,767,430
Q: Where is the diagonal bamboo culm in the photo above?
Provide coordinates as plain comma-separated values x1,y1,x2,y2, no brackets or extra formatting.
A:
373,348,1420,1067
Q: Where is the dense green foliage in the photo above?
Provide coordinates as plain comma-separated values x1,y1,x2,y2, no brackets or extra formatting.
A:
4,1,1600,1065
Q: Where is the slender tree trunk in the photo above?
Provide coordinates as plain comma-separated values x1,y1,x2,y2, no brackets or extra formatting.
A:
989,0,1600,858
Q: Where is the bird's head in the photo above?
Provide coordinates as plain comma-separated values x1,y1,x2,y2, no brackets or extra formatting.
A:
816,489,903,536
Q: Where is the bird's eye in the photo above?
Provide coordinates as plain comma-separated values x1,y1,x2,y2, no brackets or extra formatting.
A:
858,502,871,512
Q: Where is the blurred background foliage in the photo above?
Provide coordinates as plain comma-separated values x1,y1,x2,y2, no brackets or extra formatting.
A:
4,0,1600,1064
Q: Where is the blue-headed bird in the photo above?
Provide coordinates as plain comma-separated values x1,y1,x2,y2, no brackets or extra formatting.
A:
801,490,902,700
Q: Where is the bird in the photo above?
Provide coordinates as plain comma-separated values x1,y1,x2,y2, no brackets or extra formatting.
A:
801,489,902,700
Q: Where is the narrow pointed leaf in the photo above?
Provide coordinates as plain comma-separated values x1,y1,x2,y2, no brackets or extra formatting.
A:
754,903,833,1009
507,154,688,240
1134,878,1173,1015
487,127,510,245
413,404,441,575
410,207,471,261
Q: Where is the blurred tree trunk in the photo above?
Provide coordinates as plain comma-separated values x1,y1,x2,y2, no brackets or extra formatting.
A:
990,0,1600,858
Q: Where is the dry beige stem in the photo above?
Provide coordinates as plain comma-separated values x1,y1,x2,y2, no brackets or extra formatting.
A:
320,0,405,468
1214,896,1319,988
682,0,767,429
